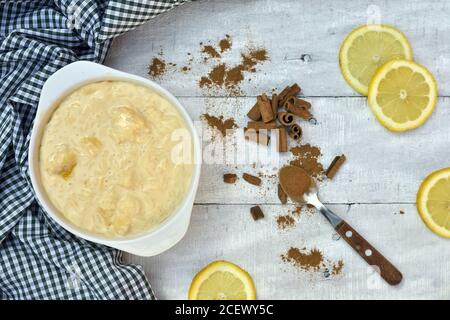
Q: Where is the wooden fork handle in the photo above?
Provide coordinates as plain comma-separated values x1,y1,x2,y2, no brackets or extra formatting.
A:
336,221,403,286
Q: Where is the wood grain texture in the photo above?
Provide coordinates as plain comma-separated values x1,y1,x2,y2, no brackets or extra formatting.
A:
103,0,450,299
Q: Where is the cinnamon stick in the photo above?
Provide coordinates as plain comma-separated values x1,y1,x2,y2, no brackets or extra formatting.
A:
244,128,270,146
289,124,302,140
275,127,288,152
284,97,312,120
247,121,277,130
243,173,262,186
250,206,264,221
277,85,291,105
271,93,279,115
257,94,275,123
325,155,346,179
296,97,311,110
223,173,238,184
290,123,302,134
280,83,301,105
247,102,261,121
278,112,295,127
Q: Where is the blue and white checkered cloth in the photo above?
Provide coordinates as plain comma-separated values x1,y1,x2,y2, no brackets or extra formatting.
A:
0,0,188,300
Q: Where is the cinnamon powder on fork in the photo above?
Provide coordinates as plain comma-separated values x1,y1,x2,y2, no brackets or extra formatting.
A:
279,166,311,201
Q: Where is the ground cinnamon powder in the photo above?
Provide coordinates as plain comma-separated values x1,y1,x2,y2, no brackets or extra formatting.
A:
293,206,303,216
202,113,237,137
202,45,221,59
146,35,268,95
200,63,226,87
148,57,166,78
281,247,324,271
242,49,268,72
201,35,232,60
219,35,232,52
276,215,295,230
291,205,315,217
199,47,269,95
290,144,324,179
282,246,345,277
332,260,345,275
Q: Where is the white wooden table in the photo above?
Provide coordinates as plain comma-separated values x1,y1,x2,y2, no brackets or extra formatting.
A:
104,0,450,300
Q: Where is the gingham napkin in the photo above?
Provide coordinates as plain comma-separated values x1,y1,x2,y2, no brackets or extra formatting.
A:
0,0,189,300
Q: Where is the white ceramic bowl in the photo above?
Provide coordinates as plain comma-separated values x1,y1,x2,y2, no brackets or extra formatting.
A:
29,61,201,257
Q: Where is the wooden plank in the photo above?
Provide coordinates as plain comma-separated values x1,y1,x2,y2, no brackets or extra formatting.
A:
125,204,450,300
105,0,450,97
178,97,450,204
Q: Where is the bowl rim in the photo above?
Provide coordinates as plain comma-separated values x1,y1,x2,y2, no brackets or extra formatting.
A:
28,61,202,245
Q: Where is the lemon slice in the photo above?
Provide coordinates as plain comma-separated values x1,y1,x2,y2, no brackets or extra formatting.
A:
188,260,256,300
340,24,413,95
368,60,437,132
417,168,450,238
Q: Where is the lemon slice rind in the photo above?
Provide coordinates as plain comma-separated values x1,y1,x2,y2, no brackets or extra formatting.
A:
188,260,256,300
368,60,437,132
417,168,450,238
339,24,413,95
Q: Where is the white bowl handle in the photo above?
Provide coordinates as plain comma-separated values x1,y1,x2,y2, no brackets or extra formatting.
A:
37,61,120,119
